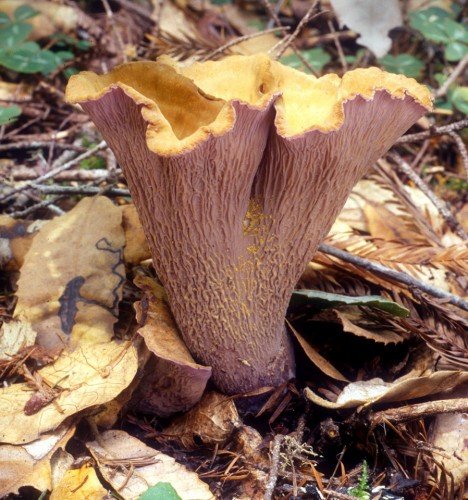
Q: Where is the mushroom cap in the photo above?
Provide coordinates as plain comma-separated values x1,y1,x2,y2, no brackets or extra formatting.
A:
66,54,432,156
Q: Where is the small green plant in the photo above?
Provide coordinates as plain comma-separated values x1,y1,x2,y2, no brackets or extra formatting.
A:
281,48,331,73
0,5,88,75
379,53,424,79
0,104,21,125
409,7,467,62
349,460,370,499
138,482,181,500
434,73,468,114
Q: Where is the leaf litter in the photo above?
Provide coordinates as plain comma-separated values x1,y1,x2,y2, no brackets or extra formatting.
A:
0,0,467,498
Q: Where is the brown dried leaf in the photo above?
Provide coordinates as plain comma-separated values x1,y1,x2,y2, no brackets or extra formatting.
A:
121,204,150,265
50,465,108,500
13,196,125,351
290,323,350,382
313,308,404,345
87,429,214,499
305,370,468,409
0,424,75,497
164,391,240,449
0,216,44,271
430,409,468,489
0,341,137,444
132,275,211,416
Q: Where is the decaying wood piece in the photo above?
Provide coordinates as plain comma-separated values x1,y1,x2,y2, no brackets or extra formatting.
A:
66,55,432,394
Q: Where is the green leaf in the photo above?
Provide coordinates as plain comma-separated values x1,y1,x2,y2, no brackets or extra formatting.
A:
379,53,424,79
290,290,410,317
281,48,331,73
0,47,58,74
442,18,468,43
0,22,33,47
13,5,38,21
64,66,79,78
139,483,182,500
0,12,11,25
409,8,452,43
449,86,468,114
0,104,21,125
444,41,468,62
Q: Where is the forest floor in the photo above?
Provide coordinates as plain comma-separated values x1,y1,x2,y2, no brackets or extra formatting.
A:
0,0,467,499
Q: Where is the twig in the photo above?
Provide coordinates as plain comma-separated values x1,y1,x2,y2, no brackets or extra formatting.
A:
323,490,357,500
102,0,127,61
35,185,130,197
201,27,289,62
387,151,467,239
10,197,64,218
152,0,164,38
264,434,284,500
0,141,107,204
271,1,321,59
370,398,468,426
318,243,468,311
0,141,85,153
327,20,347,71
6,168,123,182
259,0,318,75
113,0,155,24
435,55,468,99
396,119,468,143
448,131,468,180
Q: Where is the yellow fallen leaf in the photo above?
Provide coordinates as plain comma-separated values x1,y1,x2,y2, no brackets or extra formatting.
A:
50,464,107,500
87,429,214,500
121,205,150,264
0,424,75,497
14,196,125,350
0,341,137,444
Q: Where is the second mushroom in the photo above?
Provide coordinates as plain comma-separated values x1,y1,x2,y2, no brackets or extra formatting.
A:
66,55,432,394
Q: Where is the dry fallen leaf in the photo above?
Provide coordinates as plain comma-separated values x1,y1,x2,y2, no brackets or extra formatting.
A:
305,370,468,409
87,429,214,500
132,275,211,416
290,323,350,382
0,341,137,444
13,196,125,351
0,216,45,271
430,410,468,489
50,464,108,500
121,204,150,265
312,308,405,345
0,424,75,497
164,391,240,449
330,0,402,57
0,320,36,360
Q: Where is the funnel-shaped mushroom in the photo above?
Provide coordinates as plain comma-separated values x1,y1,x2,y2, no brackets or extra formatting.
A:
66,55,432,394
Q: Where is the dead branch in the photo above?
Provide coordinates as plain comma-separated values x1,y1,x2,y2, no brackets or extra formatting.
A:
396,119,468,144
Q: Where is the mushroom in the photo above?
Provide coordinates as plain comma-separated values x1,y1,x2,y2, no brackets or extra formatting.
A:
66,55,432,394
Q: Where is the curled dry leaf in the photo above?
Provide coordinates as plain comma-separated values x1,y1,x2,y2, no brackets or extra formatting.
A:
164,391,240,449
50,464,108,500
13,196,125,351
330,0,402,57
0,341,137,444
305,370,468,409
0,424,75,497
87,429,214,500
0,216,45,271
132,275,211,416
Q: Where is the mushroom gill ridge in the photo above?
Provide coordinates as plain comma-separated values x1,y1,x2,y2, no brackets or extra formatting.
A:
66,55,432,394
